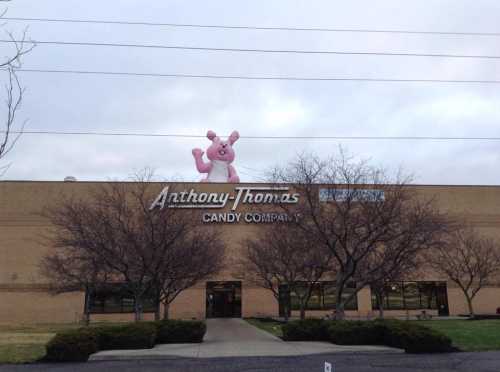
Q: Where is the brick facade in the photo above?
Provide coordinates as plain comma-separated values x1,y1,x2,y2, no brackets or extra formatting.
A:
1,181,500,324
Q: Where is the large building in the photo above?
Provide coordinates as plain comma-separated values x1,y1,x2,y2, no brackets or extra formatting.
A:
1,180,500,324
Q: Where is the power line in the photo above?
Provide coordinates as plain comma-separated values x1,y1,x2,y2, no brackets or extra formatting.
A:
10,68,500,84
6,130,500,141
4,16,500,37
3,39,500,60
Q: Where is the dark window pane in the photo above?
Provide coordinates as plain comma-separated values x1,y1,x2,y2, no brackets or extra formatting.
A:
418,282,438,309
323,283,336,309
279,281,358,311
386,282,404,310
87,284,156,314
371,281,444,311
403,282,420,310
307,283,323,310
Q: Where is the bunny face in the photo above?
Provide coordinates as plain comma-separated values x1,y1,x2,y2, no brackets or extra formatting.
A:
205,130,239,163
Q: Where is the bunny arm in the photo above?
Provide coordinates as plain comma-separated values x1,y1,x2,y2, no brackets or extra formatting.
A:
193,153,212,174
228,164,240,183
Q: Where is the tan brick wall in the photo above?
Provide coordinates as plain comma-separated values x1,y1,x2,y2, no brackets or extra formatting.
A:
170,287,206,320
448,287,500,315
1,181,500,324
242,285,278,318
0,291,83,324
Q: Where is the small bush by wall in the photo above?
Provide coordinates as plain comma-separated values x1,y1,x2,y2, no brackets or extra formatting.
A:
328,320,386,345
45,328,99,362
381,321,454,353
95,322,157,350
45,320,206,362
328,319,454,353
282,319,453,353
282,319,329,341
155,320,206,343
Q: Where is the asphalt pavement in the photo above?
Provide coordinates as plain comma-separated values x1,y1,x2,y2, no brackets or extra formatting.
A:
3,352,500,372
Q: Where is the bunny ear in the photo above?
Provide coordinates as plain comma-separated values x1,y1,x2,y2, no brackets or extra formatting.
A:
228,130,240,145
207,130,217,141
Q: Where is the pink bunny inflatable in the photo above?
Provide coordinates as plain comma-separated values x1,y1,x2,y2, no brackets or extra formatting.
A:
192,130,240,183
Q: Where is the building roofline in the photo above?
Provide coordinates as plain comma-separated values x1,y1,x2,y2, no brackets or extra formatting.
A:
1,180,500,188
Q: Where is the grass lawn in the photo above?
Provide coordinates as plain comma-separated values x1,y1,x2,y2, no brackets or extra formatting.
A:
0,322,123,364
246,318,500,352
245,318,283,338
410,320,500,352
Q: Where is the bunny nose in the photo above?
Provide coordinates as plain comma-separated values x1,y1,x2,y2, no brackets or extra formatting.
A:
222,144,227,148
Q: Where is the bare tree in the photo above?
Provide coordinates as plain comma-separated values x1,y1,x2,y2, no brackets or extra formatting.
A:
269,151,449,319
426,228,500,317
40,247,110,325
152,226,225,320
42,172,225,322
237,223,333,320
359,243,426,319
0,10,34,175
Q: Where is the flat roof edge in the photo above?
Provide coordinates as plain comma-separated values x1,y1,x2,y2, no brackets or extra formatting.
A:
1,180,500,188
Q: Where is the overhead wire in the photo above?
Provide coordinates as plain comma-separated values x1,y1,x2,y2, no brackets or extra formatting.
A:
8,68,500,84
2,39,500,60
4,130,500,141
3,16,500,37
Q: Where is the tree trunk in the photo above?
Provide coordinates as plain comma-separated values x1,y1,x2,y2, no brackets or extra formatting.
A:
83,287,91,326
466,296,475,318
163,302,170,320
299,303,306,320
376,293,385,319
154,301,161,321
334,273,346,320
134,298,142,322
335,301,345,320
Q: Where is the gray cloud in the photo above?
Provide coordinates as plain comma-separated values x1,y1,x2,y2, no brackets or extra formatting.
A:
1,0,500,184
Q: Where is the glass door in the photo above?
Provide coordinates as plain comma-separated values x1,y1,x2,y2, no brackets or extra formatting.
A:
206,281,242,318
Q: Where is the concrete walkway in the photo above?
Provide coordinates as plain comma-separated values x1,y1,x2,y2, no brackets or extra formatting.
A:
90,318,402,361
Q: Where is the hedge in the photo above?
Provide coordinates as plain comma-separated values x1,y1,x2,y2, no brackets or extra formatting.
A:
45,328,99,362
282,319,454,353
45,320,206,362
328,320,386,345
95,322,157,350
328,319,454,353
381,321,454,353
156,320,206,344
282,319,329,341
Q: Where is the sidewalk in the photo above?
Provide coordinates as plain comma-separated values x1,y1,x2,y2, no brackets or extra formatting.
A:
90,318,402,361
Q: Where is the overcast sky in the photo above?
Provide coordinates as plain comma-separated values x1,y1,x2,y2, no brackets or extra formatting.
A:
0,0,499,184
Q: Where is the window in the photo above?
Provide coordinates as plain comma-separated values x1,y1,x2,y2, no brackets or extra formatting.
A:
279,281,358,312
384,282,404,310
87,284,156,314
403,282,420,310
371,281,445,310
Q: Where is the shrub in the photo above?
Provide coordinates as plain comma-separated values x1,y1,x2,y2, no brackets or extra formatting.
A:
45,328,98,362
327,319,453,353
45,321,211,363
155,320,206,343
328,321,386,345
381,321,453,353
282,319,329,341
95,322,157,350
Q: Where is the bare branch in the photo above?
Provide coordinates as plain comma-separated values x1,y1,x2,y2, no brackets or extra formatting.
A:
426,227,500,317
266,149,450,319
0,9,33,174
40,170,226,322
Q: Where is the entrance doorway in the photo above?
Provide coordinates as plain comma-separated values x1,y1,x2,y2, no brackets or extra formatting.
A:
436,282,450,316
206,281,242,318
